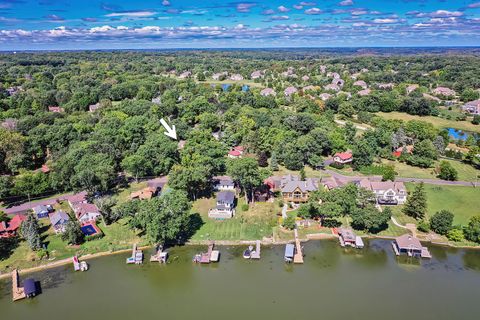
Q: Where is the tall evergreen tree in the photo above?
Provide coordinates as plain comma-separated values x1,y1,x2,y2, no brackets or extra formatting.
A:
20,214,42,251
402,182,427,220
270,152,279,171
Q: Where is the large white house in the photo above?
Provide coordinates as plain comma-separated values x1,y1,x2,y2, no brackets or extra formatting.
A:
358,179,407,205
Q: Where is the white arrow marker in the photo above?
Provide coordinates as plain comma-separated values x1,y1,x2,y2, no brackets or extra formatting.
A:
160,118,177,140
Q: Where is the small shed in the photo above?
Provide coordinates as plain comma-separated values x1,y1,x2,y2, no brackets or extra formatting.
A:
33,205,50,218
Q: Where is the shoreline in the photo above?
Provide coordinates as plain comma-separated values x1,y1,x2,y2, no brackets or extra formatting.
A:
1,235,479,280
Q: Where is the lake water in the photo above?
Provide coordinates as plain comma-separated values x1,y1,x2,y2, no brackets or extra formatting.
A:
1,239,480,320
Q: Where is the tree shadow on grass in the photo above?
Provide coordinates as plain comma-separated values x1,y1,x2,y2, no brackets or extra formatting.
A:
170,212,204,247
0,236,19,260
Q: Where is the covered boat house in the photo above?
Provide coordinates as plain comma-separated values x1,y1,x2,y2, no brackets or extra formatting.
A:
392,234,431,258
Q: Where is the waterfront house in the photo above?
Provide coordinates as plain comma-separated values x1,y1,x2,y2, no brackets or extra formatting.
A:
333,152,353,165
213,175,235,191
281,177,319,204
208,191,236,219
49,210,70,234
33,205,51,218
462,99,480,115
260,88,276,97
393,234,431,258
0,215,26,238
358,179,407,205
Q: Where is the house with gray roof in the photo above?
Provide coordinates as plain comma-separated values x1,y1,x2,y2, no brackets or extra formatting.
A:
49,210,70,234
462,99,480,115
33,205,51,218
281,177,319,204
209,191,236,219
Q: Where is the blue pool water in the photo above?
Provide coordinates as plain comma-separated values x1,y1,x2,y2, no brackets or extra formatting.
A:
447,128,469,141
81,225,97,236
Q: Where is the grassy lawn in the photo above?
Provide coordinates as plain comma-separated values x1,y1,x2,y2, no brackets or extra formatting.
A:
114,181,148,204
381,159,480,182
405,182,480,225
376,112,480,133
0,218,143,272
190,196,278,241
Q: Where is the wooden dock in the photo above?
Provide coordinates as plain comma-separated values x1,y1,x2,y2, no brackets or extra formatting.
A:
12,269,26,302
200,241,214,263
293,229,304,264
251,240,261,259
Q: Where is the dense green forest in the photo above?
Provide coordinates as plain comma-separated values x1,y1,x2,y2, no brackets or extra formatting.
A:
1,50,480,203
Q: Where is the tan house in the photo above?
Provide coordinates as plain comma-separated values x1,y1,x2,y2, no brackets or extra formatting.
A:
281,177,319,203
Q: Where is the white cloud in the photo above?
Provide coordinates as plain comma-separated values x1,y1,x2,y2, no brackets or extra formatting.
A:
429,10,463,18
339,0,353,6
162,0,171,6
105,11,157,17
305,8,322,15
278,6,290,12
373,18,398,24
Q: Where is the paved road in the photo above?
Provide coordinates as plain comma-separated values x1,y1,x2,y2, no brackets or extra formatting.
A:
322,169,477,187
1,192,80,215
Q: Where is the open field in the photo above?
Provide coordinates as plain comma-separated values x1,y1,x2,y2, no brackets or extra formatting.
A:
190,197,278,241
376,112,480,133
405,183,480,225
381,159,480,182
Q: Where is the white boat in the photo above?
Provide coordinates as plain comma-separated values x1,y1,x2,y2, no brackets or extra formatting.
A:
80,261,89,271
243,245,253,259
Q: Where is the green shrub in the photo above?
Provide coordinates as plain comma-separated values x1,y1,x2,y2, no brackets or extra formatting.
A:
417,220,430,233
447,227,464,242
85,233,104,242
241,203,249,212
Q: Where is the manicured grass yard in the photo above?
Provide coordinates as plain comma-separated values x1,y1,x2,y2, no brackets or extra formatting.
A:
376,111,480,133
190,197,278,241
0,218,143,272
405,183,480,225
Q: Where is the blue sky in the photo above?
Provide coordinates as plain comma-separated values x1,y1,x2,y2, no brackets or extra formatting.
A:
0,0,479,49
